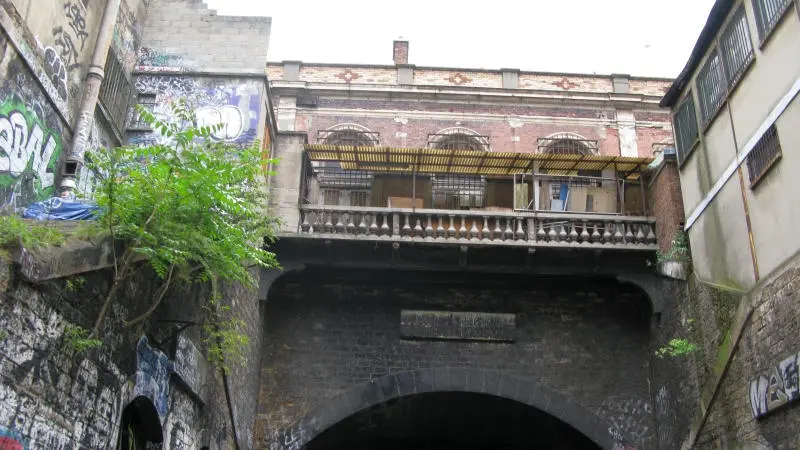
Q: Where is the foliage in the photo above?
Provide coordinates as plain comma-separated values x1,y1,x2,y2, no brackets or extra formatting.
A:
656,338,699,358
83,101,279,372
65,276,86,292
62,324,103,353
203,296,250,374
656,230,691,265
0,215,65,258
0,329,7,341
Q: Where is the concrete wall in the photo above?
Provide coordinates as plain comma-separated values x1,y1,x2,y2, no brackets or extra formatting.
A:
257,268,656,449
137,0,270,72
674,0,800,290
0,254,265,449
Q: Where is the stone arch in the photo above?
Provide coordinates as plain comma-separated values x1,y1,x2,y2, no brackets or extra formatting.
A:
117,395,163,449
429,126,490,151
322,123,379,146
267,368,621,449
541,131,597,155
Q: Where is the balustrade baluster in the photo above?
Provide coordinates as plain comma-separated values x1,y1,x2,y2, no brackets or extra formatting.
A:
569,223,578,241
494,217,503,240
470,219,479,240
624,223,633,243
602,222,612,242
402,214,412,237
301,211,310,233
558,224,568,241
358,213,367,234
324,212,333,233
592,223,601,242
369,214,379,235
392,213,400,237
425,215,434,238
547,222,557,241
459,217,467,240
526,218,536,242
646,223,657,244
504,218,514,240
448,215,456,239
381,213,390,236
436,215,445,238
345,214,355,234
482,217,490,241
614,222,624,243
515,218,525,240
580,221,590,242
537,221,546,241
334,213,345,233
635,223,645,243
414,218,424,237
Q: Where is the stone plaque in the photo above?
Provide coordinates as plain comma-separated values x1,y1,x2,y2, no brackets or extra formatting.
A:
400,310,516,342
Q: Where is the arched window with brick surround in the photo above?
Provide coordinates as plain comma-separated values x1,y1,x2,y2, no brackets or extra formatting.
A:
428,127,490,152
318,124,380,147
429,127,490,209
538,132,597,155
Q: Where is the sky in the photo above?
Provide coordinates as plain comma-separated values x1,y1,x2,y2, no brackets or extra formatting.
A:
203,0,716,78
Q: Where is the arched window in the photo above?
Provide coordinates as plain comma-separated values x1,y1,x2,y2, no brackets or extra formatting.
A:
539,132,596,155
428,127,490,152
319,124,379,147
429,128,489,209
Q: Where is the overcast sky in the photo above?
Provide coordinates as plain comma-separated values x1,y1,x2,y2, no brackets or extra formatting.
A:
203,0,715,78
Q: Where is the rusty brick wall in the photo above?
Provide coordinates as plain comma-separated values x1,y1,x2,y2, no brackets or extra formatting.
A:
647,156,685,252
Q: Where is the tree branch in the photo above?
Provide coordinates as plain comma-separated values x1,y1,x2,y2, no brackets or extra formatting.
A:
123,264,175,329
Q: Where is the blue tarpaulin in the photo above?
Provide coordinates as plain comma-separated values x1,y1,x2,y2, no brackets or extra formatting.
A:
22,197,101,221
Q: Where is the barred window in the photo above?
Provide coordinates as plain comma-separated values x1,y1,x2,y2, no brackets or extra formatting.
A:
752,0,793,41
720,6,754,88
673,95,699,163
747,125,782,187
431,133,485,151
130,93,156,129
323,189,339,206
350,191,369,207
697,51,728,124
319,128,379,146
98,47,133,134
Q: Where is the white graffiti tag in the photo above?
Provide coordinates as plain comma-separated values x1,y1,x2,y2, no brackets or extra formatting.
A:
0,110,59,189
195,106,244,141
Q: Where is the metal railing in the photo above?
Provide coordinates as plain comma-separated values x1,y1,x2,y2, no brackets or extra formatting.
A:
291,205,658,250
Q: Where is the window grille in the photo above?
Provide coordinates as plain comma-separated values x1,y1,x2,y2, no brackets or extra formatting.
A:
720,6,754,88
318,129,379,146
752,0,792,41
314,162,372,189
98,47,133,134
350,191,369,207
428,133,488,151
747,125,782,187
537,135,598,155
323,189,339,206
697,51,728,124
130,93,156,129
432,175,486,209
673,95,699,163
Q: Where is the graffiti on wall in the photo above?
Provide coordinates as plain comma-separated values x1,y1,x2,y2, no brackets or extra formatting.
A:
749,351,800,418
597,396,652,447
131,76,261,147
0,98,63,211
136,47,194,72
135,336,174,423
0,428,26,450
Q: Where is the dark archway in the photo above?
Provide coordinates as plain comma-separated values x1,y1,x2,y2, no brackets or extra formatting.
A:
117,396,163,450
306,391,601,449
267,369,622,450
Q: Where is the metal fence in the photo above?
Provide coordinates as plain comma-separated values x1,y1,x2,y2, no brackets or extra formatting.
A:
98,47,133,134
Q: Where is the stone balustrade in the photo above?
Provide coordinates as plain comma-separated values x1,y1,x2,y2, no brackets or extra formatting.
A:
289,206,658,250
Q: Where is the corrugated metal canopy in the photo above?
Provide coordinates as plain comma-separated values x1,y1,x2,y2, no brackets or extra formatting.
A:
305,144,654,178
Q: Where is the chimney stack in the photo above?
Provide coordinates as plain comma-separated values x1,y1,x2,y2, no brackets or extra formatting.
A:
393,39,409,65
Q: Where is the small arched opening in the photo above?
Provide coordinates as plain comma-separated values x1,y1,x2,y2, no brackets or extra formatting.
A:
116,396,163,450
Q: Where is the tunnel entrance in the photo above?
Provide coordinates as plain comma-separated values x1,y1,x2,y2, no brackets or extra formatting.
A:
304,391,602,450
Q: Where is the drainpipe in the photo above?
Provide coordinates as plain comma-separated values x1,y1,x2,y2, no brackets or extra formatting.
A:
61,0,123,191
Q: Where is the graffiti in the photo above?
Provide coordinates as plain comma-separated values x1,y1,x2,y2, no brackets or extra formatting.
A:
196,106,244,141
749,351,800,418
134,336,174,422
50,1,89,76
43,47,69,101
598,397,652,445
0,99,62,211
132,76,261,147
63,1,89,49
0,428,26,450
173,335,208,402
51,27,81,72
137,47,191,69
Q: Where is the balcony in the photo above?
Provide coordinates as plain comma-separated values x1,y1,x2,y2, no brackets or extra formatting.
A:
282,144,658,252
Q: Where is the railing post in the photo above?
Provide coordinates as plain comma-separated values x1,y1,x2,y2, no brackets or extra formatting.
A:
392,213,400,237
